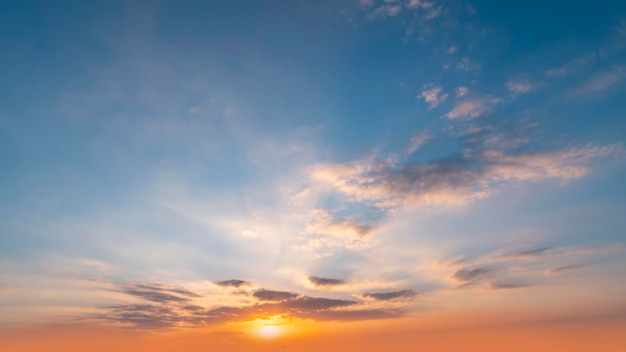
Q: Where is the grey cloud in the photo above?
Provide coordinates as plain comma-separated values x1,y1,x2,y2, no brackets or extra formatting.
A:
452,267,493,282
99,304,181,329
119,283,200,303
309,276,346,287
496,247,552,260
252,289,299,301
361,289,417,301
309,308,404,321
329,219,376,237
281,296,356,310
547,264,582,274
486,282,531,290
314,122,619,209
131,284,200,298
96,281,405,330
214,279,249,288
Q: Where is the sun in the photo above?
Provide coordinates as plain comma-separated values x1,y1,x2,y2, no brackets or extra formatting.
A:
258,325,281,339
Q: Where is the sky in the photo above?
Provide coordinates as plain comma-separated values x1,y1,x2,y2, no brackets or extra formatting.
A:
1,0,626,350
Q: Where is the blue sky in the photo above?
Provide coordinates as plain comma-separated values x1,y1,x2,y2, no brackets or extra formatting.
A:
1,0,626,330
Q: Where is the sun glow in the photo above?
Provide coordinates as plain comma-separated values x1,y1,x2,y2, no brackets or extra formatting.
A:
258,325,281,339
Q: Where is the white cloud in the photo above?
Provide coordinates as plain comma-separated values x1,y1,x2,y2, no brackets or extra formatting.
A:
506,81,536,95
405,0,440,20
405,130,431,155
407,0,433,10
367,5,402,20
455,86,469,97
418,85,449,108
311,144,620,210
445,97,503,119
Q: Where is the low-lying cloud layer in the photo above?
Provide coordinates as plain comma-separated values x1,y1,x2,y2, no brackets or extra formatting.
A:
94,281,409,329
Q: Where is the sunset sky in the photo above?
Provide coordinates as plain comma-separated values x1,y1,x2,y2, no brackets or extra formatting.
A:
1,0,626,350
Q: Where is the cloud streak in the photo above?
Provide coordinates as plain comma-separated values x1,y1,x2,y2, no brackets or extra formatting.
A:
445,97,503,119
214,280,249,288
361,289,417,301
309,276,346,288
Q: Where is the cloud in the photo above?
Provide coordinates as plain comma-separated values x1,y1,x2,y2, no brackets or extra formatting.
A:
95,280,406,330
485,282,531,290
545,264,583,275
568,66,625,96
325,219,377,237
309,276,346,287
455,86,469,97
418,85,449,108
214,280,250,288
495,247,552,260
100,304,182,329
545,52,597,78
359,0,375,7
456,57,481,72
361,289,417,300
312,142,619,210
367,5,402,20
452,267,493,282
405,0,440,20
405,130,431,155
118,283,200,303
506,81,537,95
252,289,299,301
281,296,357,310
306,209,378,238
445,97,503,119
310,308,404,321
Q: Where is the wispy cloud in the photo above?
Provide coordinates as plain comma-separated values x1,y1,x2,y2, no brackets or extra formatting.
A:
456,57,481,72
452,267,493,282
545,52,597,78
506,81,538,95
94,280,407,330
367,5,402,20
360,289,417,301
406,0,440,20
405,130,431,155
545,264,583,275
494,247,552,260
118,283,201,303
445,97,503,119
312,143,620,209
306,209,378,238
485,281,531,290
359,0,375,8
568,65,626,96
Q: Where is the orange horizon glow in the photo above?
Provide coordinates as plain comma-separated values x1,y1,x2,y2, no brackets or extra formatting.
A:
2,310,625,352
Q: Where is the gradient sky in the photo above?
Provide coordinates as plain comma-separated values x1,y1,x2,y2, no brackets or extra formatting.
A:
1,0,626,350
